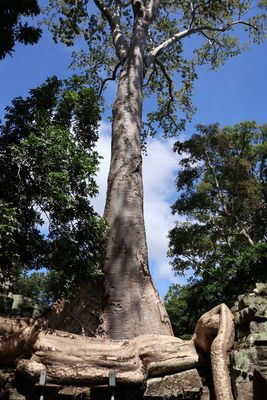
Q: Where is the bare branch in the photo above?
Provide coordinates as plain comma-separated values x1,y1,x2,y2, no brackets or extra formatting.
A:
98,62,122,97
146,19,258,66
94,0,129,62
143,66,156,87
155,58,173,114
200,31,223,47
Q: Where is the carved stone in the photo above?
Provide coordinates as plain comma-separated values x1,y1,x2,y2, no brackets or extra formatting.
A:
144,369,203,399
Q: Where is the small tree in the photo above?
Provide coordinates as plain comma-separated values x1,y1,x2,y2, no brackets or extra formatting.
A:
44,0,267,339
0,77,107,298
166,122,267,336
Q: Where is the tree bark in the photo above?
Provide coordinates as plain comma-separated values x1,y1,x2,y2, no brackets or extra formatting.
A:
16,333,198,386
101,21,173,339
0,304,235,400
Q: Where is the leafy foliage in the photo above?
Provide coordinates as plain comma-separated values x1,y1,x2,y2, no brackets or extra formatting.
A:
0,77,107,299
12,270,75,306
166,243,267,337
0,0,42,59
166,122,267,336
44,1,267,138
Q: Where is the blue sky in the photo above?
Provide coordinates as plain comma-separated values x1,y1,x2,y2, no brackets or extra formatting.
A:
1,10,266,297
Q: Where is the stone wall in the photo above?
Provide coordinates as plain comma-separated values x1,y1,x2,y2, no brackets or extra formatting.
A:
230,283,267,400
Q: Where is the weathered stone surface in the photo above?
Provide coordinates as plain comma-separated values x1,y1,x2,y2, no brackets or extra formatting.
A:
233,306,257,326
256,343,267,363
232,374,253,400
58,386,91,397
144,369,203,399
253,283,267,296
250,321,267,334
235,293,267,321
254,305,267,321
230,284,267,400
231,342,267,399
247,333,267,346
231,347,257,378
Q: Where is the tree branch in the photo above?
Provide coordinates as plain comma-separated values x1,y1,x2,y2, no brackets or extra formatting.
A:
200,31,223,47
93,0,129,62
155,58,173,114
143,66,156,87
98,62,122,97
146,19,258,66
189,0,212,28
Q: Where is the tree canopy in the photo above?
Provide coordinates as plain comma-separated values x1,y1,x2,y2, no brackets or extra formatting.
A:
0,0,42,59
166,122,267,336
45,0,267,136
0,77,107,301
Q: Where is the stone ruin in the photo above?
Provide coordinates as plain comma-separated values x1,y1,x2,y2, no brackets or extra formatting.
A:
0,283,266,400
230,283,267,399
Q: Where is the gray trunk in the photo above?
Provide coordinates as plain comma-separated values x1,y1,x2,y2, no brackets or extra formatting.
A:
47,23,173,340
102,23,173,339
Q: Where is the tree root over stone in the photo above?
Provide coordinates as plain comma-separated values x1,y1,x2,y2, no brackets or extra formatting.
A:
0,304,234,400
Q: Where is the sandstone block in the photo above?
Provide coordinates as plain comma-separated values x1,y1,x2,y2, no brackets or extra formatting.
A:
144,369,203,400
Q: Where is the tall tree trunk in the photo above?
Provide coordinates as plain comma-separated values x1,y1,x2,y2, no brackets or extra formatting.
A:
47,22,173,340
102,23,173,339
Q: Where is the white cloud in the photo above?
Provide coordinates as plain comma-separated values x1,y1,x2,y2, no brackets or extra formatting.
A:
91,122,112,214
92,123,184,297
143,138,182,295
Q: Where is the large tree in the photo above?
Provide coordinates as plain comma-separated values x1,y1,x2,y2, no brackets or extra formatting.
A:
44,0,267,340
166,122,267,336
0,0,41,59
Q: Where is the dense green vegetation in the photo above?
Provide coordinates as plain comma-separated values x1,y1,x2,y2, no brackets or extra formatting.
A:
0,0,41,59
166,122,267,337
0,77,107,304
